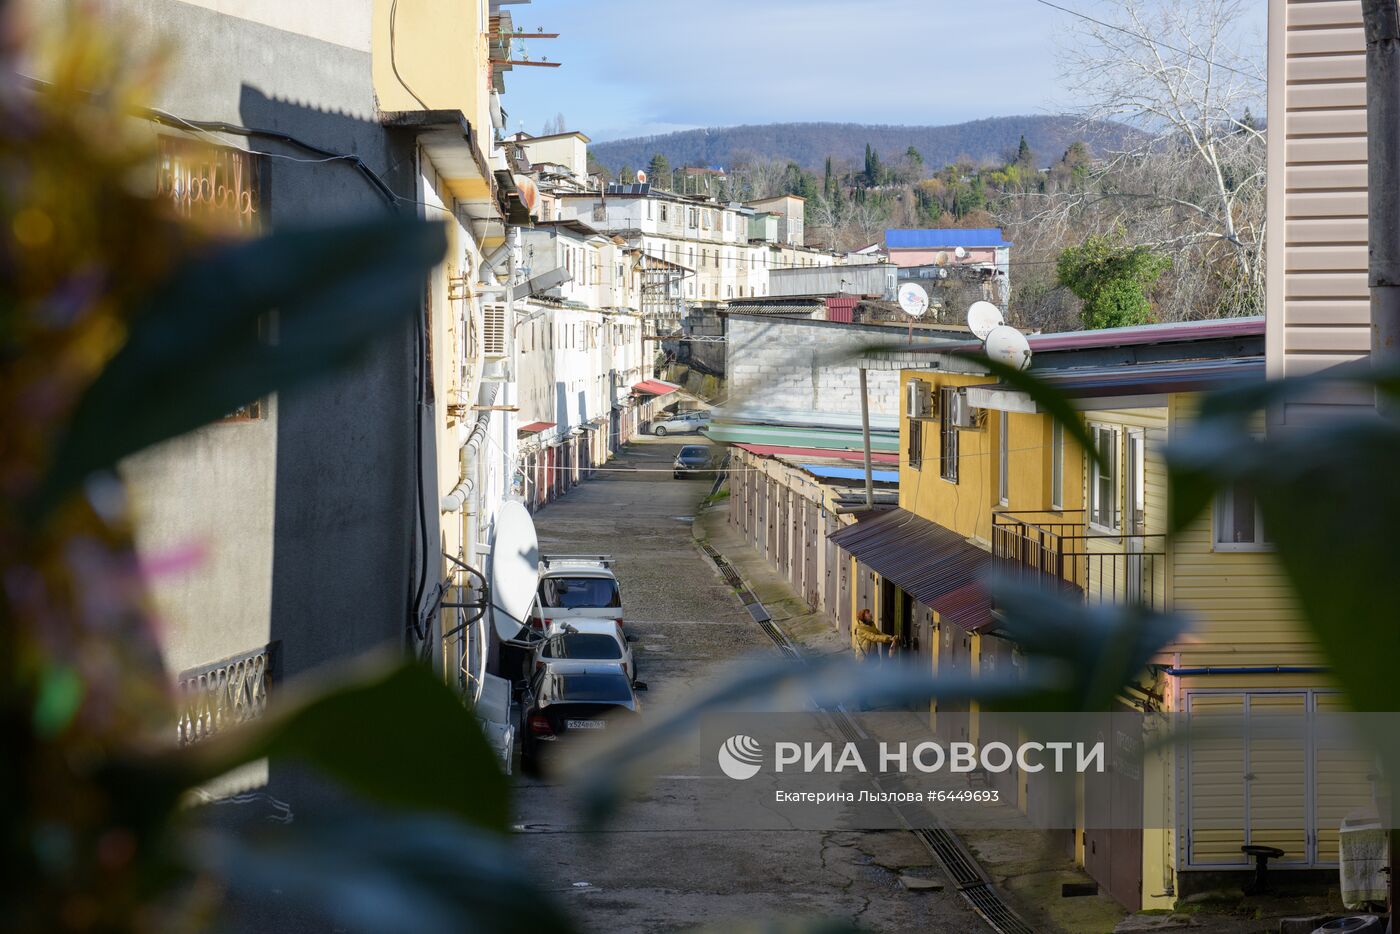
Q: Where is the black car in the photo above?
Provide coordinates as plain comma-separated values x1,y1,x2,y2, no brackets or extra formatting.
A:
521,666,641,775
673,444,711,479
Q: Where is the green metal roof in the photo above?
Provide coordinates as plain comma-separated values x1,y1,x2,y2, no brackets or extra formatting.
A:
707,422,899,453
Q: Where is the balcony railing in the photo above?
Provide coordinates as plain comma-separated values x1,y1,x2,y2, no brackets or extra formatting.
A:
176,643,279,745
991,510,1166,610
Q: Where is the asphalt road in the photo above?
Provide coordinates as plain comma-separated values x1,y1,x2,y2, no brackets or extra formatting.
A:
513,434,983,933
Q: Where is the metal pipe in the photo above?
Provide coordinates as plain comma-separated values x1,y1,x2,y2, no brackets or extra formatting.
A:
1365,0,1400,395
1162,665,1328,676
858,367,874,511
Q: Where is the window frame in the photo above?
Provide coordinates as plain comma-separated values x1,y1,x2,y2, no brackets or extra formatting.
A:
997,413,1009,506
1087,424,1120,533
939,387,960,484
1214,482,1272,552
1050,421,1065,511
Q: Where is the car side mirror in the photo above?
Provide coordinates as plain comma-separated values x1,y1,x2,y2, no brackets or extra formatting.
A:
632,681,648,691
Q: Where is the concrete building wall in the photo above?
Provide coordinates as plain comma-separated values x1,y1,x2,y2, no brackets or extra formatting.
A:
726,315,902,419
106,0,419,683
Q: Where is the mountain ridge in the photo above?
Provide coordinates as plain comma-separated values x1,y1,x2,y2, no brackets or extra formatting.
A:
590,115,1138,173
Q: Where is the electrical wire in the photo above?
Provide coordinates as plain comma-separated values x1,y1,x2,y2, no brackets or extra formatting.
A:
389,0,430,110
1032,0,1265,84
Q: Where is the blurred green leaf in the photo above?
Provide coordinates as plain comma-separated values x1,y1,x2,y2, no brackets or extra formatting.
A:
33,216,446,518
146,655,508,833
985,580,1187,711
194,809,574,934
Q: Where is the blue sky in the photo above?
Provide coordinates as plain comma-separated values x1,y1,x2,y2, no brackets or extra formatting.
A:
502,0,1267,142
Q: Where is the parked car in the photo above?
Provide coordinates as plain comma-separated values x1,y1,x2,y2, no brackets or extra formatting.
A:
650,411,709,437
521,666,642,775
533,619,637,683
673,445,712,478
529,555,625,632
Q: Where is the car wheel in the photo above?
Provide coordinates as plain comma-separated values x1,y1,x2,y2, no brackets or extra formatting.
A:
654,426,667,437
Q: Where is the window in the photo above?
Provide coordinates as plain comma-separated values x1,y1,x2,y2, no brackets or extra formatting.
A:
1215,483,1270,550
998,414,1009,505
660,204,668,222
1050,421,1064,511
1089,425,1120,531
1126,430,1146,534
646,201,654,220
939,387,960,483
908,418,923,470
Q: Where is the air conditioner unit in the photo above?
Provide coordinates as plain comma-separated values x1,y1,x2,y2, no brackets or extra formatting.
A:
481,303,507,358
906,379,933,419
950,391,980,429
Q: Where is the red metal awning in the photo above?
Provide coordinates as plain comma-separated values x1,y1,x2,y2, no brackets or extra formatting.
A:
632,378,681,396
829,508,993,632
518,421,555,434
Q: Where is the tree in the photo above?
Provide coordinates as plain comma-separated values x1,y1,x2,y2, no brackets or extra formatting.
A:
906,145,923,167
541,112,567,135
862,143,884,187
1034,0,1266,320
619,164,636,185
1015,134,1034,168
646,153,672,191
1056,234,1170,329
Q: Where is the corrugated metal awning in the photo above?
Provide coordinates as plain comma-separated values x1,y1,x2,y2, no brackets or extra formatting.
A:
829,509,993,632
518,421,555,434
632,379,681,396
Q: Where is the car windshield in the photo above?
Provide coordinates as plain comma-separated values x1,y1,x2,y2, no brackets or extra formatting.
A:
679,446,707,458
538,576,621,609
552,672,632,703
543,633,622,660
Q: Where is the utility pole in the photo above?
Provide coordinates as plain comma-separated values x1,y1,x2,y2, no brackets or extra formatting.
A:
1365,0,1400,382
858,367,874,511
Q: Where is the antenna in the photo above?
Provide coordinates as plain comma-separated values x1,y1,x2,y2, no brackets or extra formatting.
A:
984,324,1032,371
966,300,1004,340
897,282,929,318
488,501,540,640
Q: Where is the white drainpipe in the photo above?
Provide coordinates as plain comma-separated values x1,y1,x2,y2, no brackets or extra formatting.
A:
441,380,499,513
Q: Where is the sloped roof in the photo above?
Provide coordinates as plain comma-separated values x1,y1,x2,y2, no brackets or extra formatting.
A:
885,228,1012,249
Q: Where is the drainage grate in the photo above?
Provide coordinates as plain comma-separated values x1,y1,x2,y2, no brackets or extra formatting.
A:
699,541,1037,934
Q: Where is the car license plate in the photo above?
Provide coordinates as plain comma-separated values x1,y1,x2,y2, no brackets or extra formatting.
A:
566,719,606,730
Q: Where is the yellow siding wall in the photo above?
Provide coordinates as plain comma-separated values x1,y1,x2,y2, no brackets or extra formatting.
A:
1162,396,1318,667
372,0,491,134
899,371,997,544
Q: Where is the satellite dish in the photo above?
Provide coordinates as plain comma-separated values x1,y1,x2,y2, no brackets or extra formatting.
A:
636,170,648,185
488,501,540,640
967,300,1005,340
935,251,950,267
937,267,948,279
984,324,1033,371
897,282,929,318
513,174,539,213
954,246,968,260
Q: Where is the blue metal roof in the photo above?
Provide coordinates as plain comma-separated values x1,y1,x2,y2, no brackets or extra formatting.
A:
799,464,900,484
885,228,1012,249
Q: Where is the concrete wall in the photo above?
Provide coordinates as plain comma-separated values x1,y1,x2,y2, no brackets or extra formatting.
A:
726,315,902,420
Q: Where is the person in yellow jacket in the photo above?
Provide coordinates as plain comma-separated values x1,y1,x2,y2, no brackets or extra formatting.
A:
852,609,895,660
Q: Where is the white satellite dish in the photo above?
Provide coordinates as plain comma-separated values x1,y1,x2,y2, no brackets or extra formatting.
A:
636,169,648,185
488,500,540,640
966,300,1005,340
937,267,948,279
954,246,968,260
897,282,930,318
984,324,1033,371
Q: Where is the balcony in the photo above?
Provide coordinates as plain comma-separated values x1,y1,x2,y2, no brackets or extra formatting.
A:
991,511,1166,610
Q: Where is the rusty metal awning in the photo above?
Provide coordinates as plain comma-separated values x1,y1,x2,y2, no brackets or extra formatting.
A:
829,508,993,631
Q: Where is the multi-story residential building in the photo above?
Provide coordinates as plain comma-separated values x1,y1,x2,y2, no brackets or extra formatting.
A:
817,317,1375,910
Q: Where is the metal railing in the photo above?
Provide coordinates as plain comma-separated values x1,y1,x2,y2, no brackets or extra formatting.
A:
175,643,279,745
991,510,1166,610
